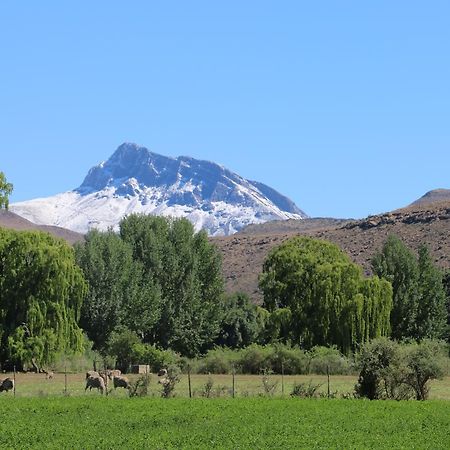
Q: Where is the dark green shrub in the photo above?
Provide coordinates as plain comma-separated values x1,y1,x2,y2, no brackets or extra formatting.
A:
402,340,447,400
131,343,180,372
355,338,401,400
237,345,272,374
308,346,351,375
265,343,309,374
195,347,239,374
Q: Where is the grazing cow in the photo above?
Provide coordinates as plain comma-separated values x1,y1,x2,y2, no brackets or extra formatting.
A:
0,378,14,393
85,375,105,394
104,369,122,380
86,370,100,379
113,375,130,389
98,371,109,385
158,368,168,377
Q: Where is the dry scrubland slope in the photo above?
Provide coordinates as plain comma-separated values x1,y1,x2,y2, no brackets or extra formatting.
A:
0,210,83,244
212,199,450,301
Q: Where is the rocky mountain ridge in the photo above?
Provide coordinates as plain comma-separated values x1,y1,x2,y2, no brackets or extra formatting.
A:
11,143,307,236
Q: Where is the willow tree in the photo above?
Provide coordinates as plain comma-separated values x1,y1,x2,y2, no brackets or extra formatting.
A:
259,236,392,353
0,228,87,370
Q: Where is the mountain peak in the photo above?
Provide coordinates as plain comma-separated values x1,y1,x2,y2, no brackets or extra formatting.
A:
12,143,307,236
410,188,450,207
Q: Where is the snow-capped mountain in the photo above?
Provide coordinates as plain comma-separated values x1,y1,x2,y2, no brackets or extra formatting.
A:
11,143,307,236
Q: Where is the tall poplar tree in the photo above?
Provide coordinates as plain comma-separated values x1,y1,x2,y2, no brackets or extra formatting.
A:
372,236,447,340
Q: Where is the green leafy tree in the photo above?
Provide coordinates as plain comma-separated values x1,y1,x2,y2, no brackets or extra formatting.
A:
75,230,161,351
416,245,447,339
0,172,13,210
106,327,141,373
120,214,225,357
259,236,392,353
0,228,86,370
443,271,450,341
215,292,262,348
371,235,419,339
372,236,447,340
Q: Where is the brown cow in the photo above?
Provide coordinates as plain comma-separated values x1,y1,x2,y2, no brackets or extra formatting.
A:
113,375,130,389
85,375,105,394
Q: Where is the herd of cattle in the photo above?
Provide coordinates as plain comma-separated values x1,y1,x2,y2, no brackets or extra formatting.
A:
85,369,129,394
0,368,169,395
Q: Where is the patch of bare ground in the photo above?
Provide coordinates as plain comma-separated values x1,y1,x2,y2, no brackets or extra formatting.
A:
212,201,450,303
0,210,84,244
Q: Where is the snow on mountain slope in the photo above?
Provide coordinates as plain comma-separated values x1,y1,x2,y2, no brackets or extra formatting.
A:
11,143,307,236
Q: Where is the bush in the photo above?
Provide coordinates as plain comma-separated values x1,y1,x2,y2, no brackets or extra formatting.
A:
402,340,447,400
355,338,448,400
193,347,239,374
355,338,403,400
160,364,181,398
308,346,352,375
131,343,180,373
106,328,140,373
128,374,151,398
237,345,273,374
265,343,309,375
52,335,103,373
260,369,278,396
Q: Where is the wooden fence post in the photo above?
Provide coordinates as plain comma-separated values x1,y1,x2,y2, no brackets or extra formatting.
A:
13,365,16,398
104,362,108,396
327,365,330,398
281,361,285,396
187,365,192,398
64,362,68,395
232,366,235,398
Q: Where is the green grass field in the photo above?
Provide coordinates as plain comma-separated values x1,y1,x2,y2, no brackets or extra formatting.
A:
0,397,449,449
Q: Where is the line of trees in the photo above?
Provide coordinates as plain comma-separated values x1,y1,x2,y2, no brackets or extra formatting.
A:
0,185,448,370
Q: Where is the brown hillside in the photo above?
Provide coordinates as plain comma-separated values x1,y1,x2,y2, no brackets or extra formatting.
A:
0,210,84,244
212,201,450,303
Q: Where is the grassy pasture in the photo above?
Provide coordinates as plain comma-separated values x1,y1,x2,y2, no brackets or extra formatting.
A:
0,397,449,449
3,372,450,400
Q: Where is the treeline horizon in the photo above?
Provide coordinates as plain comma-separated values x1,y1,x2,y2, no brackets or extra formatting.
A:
0,213,449,372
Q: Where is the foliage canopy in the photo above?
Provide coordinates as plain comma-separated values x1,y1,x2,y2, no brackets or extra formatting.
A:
0,172,13,210
0,228,86,370
259,236,392,353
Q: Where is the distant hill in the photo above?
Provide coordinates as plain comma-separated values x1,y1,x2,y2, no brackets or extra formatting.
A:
212,199,450,303
409,188,450,207
0,210,83,244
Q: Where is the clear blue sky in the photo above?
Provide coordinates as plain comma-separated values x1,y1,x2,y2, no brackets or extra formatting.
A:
1,1,449,218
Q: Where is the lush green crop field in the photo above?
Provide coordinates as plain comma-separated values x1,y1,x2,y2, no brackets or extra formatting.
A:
0,397,449,449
